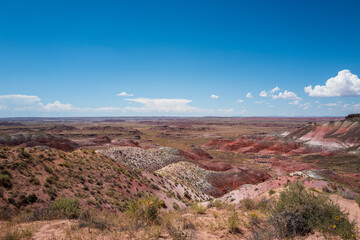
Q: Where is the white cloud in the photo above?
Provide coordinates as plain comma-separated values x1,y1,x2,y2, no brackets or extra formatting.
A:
0,95,41,105
272,90,301,100
125,98,200,113
289,100,300,105
305,69,360,97
259,90,268,97
353,103,360,110
117,91,134,97
210,94,219,99
255,101,264,104
258,87,300,101
323,103,338,107
43,101,76,111
246,92,253,98
343,104,350,109
302,103,311,110
235,99,244,103
270,86,280,93
216,108,234,114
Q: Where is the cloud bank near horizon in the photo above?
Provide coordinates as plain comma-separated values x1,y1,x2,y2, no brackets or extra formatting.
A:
1,70,360,117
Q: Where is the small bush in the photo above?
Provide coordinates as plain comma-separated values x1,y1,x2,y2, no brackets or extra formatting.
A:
241,198,256,211
268,189,276,195
173,202,180,211
270,181,356,239
27,193,37,203
248,212,260,226
151,184,160,190
228,210,241,233
189,203,206,214
355,197,360,207
18,147,31,159
0,174,12,189
126,196,161,225
29,176,40,185
78,211,110,231
1,229,33,240
184,192,191,200
51,197,80,219
165,222,188,240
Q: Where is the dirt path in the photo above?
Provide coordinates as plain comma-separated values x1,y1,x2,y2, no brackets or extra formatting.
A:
32,220,74,240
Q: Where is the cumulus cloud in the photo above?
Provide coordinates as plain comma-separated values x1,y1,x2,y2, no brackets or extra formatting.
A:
210,94,219,99
246,92,253,98
43,101,76,111
259,90,268,97
125,98,200,113
305,70,360,97
235,99,244,103
272,90,301,100
270,86,280,93
117,91,134,97
259,87,300,101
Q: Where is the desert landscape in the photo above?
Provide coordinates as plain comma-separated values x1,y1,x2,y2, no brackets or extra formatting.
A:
1,1,360,239
0,116,359,239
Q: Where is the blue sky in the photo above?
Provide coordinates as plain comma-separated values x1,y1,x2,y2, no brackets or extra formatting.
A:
1,0,360,117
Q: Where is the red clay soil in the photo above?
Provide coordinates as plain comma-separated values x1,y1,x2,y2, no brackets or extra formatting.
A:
177,147,234,171
288,120,360,147
0,133,78,151
207,167,272,197
270,159,320,174
73,135,111,146
111,139,140,147
202,135,316,156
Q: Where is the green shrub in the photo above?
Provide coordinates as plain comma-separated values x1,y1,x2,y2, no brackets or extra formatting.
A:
27,193,37,203
270,181,356,239
172,202,180,211
1,229,33,240
269,189,276,195
126,196,161,225
0,174,12,189
189,202,206,214
18,147,31,159
51,197,80,219
184,191,191,200
151,184,160,190
355,197,360,207
29,176,40,185
228,210,241,233
0,152,7,159
240,198,256,211
78,211,110,231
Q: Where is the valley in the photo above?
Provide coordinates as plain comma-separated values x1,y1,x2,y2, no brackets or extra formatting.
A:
0,116,359,239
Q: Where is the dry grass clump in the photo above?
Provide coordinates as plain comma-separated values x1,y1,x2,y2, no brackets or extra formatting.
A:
0,229,33,240
125,195,163,229
189,202,207,214
228,209,241,234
